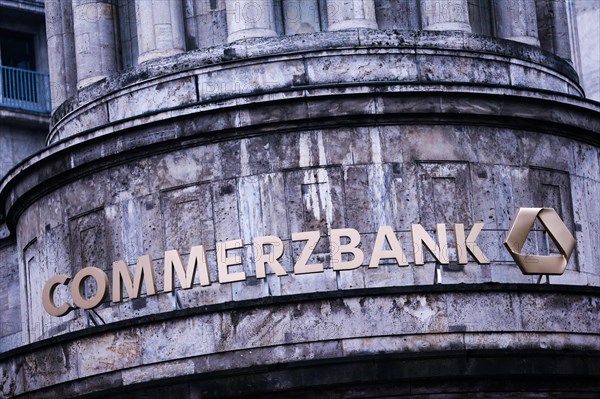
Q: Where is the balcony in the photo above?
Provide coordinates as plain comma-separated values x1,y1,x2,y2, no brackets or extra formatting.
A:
0,0,45,14
0,65,50,113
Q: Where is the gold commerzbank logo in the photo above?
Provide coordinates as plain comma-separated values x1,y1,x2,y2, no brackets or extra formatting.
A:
504,207,576,275
42,207,577,317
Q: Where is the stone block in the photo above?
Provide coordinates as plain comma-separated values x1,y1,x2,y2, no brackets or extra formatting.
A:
342,333,464,356
519,293,600,333
108,76,197,121
211,179,241,242
23,343,79,391
416,54,511,85
446,292,520,332
77,329,142,378
216,306,291,351
140,318,216,364
122,359,195,386
463,332,541,350
280,268,337,296
305,52,418,85
509,62,569,93
148,144,220,191
401,125,477,163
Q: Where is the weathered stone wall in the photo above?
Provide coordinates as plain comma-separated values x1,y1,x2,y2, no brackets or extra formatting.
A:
571,0,600,101
2,286,600,397
46,30,585,145
7,121,600,346
0,0,51,354
44,0,581,96
0,31,597,351
0,240,20,353
1,17,599,399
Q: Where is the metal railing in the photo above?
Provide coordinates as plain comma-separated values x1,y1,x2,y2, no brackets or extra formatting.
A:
0,65,51,113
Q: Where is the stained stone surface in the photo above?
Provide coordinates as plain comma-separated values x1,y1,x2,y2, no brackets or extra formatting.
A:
1,287,600,398
0,23,598,399
2,119,599,351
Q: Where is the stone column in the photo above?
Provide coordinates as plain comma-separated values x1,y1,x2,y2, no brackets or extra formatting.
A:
536,0,572,61
420,0,471,32
184,0,228,49
225,0,278,42
327,0,378,31
135,0,186,63
493,0,539,46
375,0,420,30
118,0,139,69
72,0,119,89
283,0,321,34
45,0,78,108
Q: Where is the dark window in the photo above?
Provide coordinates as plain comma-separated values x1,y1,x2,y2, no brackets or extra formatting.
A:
0,29,37,102
0,29,36,70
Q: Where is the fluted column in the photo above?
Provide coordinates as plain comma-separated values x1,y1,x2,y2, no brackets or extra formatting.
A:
536,0,572,61
421,0,471,32
184,0,228,49
283,0,321,34
493,0,539,45
72,0,119,89
225,0,278,42
327,0,378,31
45,0,78,108
135,0,186,63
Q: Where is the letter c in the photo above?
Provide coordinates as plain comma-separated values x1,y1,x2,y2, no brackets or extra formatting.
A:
42,275,74,317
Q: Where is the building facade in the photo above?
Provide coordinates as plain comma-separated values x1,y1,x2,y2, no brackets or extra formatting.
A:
569,0,600,101
1,0,600,397
0,0,50,360
0,0,50,177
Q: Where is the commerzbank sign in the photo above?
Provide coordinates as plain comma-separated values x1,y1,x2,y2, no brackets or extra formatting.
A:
42,208,576,317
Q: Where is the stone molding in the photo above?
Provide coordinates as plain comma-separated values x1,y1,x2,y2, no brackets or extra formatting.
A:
48,30,584,144
2,285,600,397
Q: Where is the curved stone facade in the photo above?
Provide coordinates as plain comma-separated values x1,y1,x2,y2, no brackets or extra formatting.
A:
45,30,585,145
1,0,599,397
3,286,600,397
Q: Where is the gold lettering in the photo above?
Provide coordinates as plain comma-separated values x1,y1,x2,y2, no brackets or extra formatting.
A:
331,228,364,270
216,239,246,283
292,231,323,274
369,226,408,268
254,236,287,279
42,275,73,317
411,224,449,265
164,246,211,292
454,223,490,264
112,255,157,303
72,267,109,309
